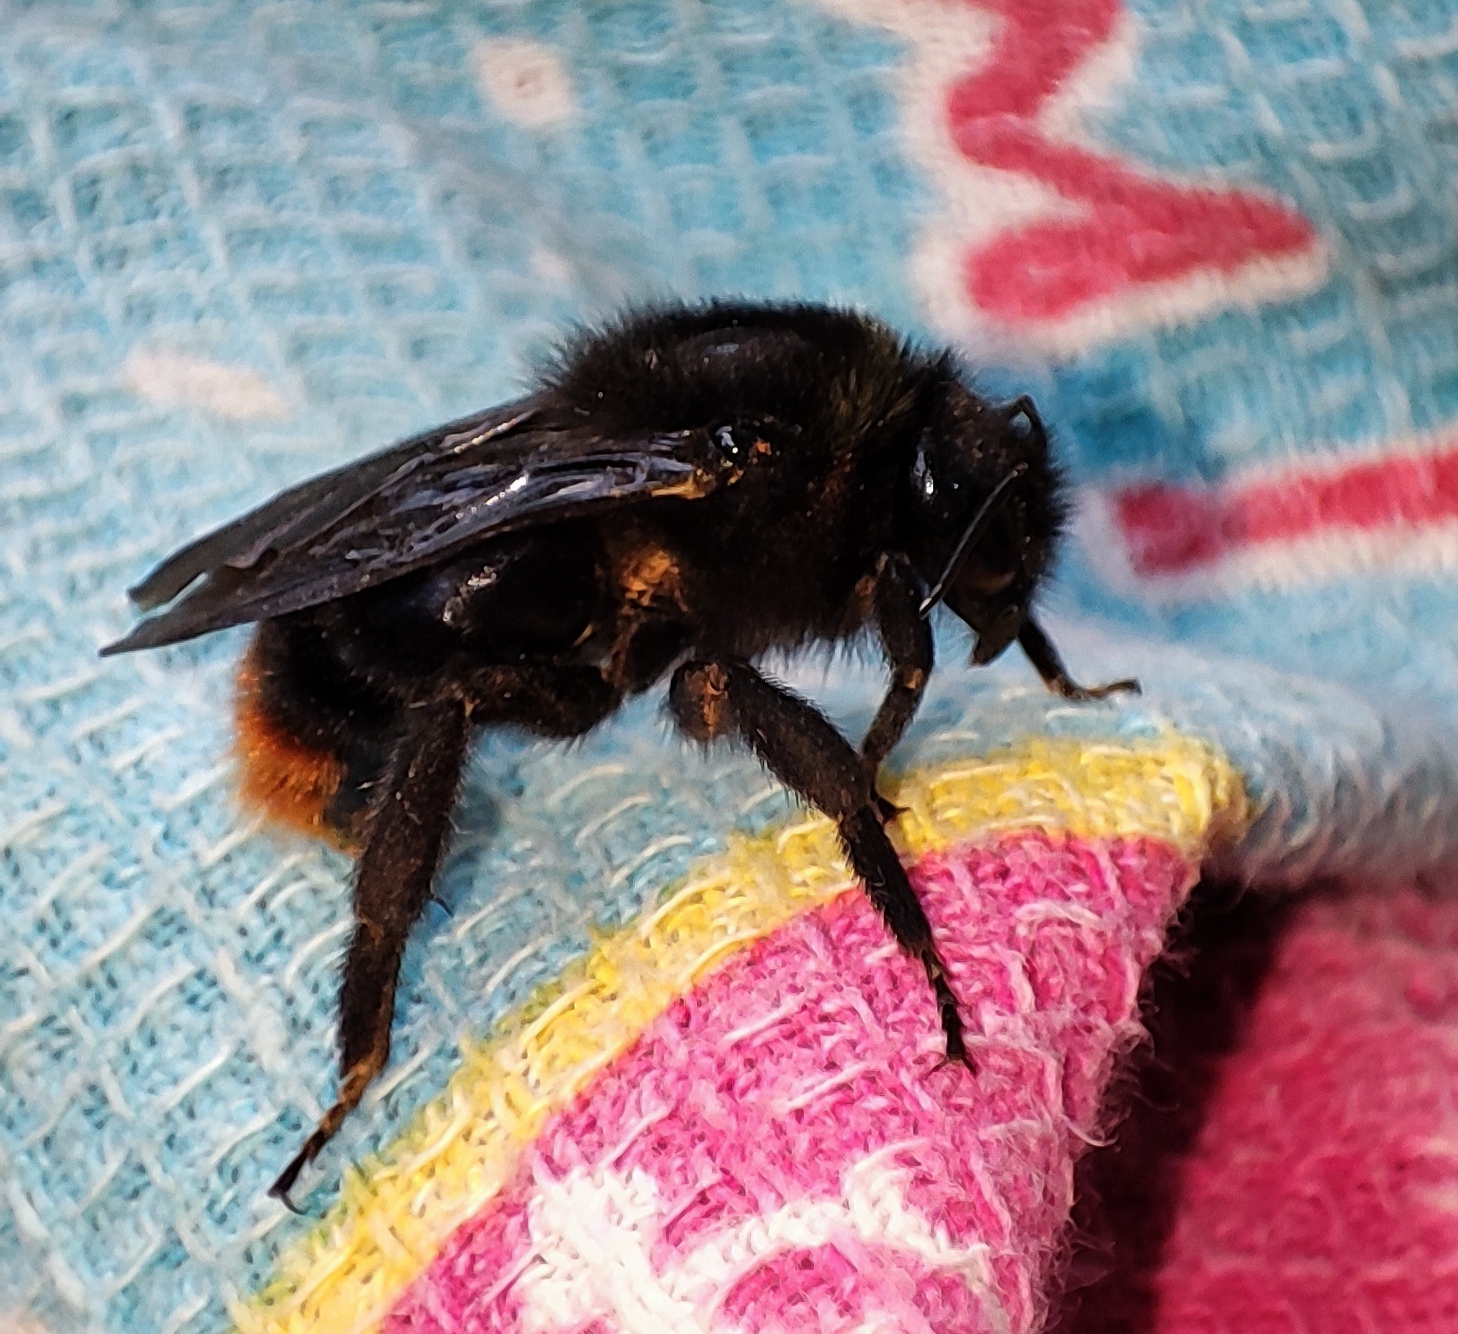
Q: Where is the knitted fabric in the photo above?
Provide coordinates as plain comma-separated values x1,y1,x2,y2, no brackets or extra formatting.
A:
5,2,1458,1333
238,738,1241,1334
1060,882,1458,1334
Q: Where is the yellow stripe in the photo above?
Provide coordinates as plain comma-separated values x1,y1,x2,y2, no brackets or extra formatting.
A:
232,734,1245,1334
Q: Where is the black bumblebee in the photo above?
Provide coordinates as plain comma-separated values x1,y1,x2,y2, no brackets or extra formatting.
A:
103,301,1136,1203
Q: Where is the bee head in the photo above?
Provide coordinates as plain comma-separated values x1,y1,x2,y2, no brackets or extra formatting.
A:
901,387,1065,665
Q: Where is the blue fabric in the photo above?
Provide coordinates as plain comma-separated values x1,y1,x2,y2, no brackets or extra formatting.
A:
5,1,1458,1330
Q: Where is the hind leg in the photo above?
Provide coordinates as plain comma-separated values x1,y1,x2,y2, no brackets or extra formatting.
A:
268,656,621,1205
269,693,470,1204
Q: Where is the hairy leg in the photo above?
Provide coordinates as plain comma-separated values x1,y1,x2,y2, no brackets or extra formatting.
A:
1018,616,1140,700
860,553,934,793
459,660,621,735
669,656,969,1068
269,660,622,1205
270,695,469,1205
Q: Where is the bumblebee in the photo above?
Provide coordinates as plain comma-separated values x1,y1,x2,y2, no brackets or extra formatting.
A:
104,301,1136,1202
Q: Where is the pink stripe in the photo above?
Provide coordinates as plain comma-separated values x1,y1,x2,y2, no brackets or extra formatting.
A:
945,0,1315,325
1115,444,1458,575
1074,887,1458,1333
385,831,1194,1334
720,1241,986,1332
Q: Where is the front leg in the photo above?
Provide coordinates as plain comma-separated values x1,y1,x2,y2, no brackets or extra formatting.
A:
860,552,934,773
669,656,970,1069
1018,615,1140,700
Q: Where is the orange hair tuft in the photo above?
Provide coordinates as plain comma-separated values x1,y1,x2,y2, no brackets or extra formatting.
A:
234,649,352,849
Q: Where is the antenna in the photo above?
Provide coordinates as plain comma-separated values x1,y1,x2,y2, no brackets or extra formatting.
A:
917,463,1028,617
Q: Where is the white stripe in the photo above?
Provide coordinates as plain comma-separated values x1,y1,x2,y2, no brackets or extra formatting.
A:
515,1153,999,1334
1074,487,1458,602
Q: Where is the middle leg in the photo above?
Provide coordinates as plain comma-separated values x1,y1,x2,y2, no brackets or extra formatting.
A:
669,656,970,1067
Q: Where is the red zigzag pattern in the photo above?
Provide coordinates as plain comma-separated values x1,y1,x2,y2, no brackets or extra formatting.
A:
945,0,1314,326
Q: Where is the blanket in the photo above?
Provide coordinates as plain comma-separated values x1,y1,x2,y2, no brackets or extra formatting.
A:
4,2,1458,1331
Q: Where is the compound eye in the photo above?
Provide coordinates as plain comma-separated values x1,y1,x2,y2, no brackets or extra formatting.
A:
713,423,773,470
910,444,937,500
713,424,745,465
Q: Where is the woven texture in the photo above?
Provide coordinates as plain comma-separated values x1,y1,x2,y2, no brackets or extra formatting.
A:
1059,882,1458,1334
237,738,1241,1334
5,1,1458,1332
384,833,1193,1334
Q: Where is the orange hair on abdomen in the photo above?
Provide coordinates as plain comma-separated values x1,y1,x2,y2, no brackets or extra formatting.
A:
234,645,349,847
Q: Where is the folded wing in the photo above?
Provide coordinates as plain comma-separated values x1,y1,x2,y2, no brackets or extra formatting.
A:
105,399,726,653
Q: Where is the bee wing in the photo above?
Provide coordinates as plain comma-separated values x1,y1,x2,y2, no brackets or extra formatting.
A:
103,399,728,654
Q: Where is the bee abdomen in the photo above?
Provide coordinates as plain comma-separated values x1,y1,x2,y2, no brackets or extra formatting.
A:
233,622,400,849
234,646,354,848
